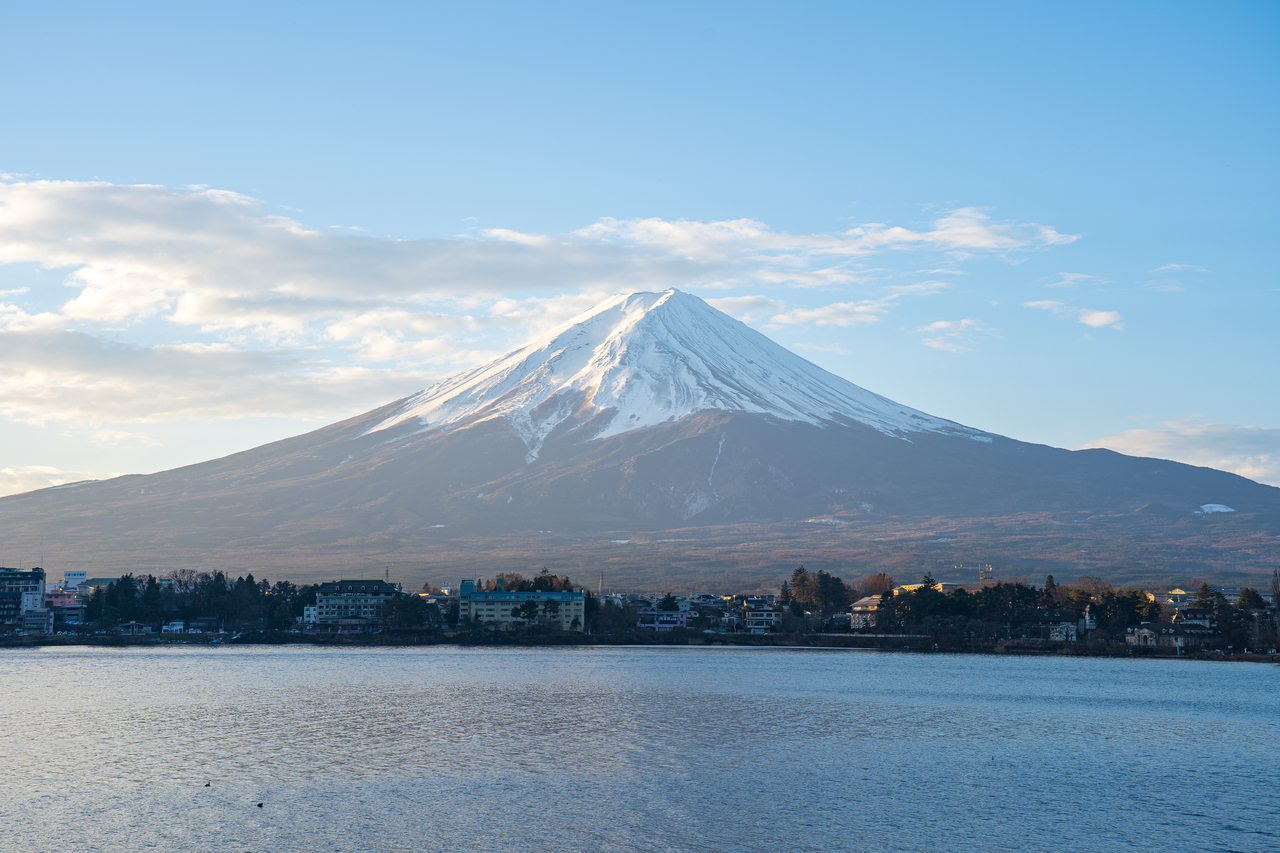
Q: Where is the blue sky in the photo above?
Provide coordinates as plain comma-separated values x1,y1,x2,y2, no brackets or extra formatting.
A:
1,1,1277,493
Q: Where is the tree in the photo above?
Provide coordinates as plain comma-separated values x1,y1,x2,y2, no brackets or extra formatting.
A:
1043,575,1060,607
513,600,541,622
140,575,163,625
907,573,947,623
1194,583,1222,608
1065,588,1092,612
657,593,679,611
861,573,895,597
386,594,434,630
1078,576,1113,601
876,590,901,631
102,574,141,625
788,566,853,615
541,598,562,619
1237,588,1266,611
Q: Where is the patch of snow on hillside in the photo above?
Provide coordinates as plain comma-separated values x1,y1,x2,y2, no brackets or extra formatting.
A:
50,480,97,490
366,289,987,460
1197,504,1235,513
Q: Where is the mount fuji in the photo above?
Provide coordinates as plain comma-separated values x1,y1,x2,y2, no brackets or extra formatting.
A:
2,289,1277,588
368,289,987,460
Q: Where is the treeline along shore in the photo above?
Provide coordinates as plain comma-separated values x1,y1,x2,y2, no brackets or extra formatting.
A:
5,565,1279,662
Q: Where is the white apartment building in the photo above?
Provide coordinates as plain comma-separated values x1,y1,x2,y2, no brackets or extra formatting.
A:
459,588,586,631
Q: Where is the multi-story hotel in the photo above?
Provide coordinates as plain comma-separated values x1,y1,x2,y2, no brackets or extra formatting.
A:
313,579,402,628
458,579,585,631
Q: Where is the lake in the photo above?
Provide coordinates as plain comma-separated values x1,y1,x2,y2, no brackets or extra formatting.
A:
2,645,1277,852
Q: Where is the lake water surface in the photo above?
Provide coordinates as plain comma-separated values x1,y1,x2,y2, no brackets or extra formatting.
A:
2,645,1277,852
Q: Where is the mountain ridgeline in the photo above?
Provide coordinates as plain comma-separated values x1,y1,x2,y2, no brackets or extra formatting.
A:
2,289,1277,585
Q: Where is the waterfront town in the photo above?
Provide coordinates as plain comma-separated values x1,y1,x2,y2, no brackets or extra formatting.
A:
3,562,1277,655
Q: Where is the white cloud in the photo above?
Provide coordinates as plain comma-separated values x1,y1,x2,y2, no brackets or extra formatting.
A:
917,318,994,353
769,300,890,327
1024,300,1124,330
90,429,162,447
1024,299,1070,314
0,328,432,424
0,465,125,498
481,228,552,247
0,179,1079,428
1154,263,1208,273
706,295,789,323
1077,309,1124,329
1082,421,1280,487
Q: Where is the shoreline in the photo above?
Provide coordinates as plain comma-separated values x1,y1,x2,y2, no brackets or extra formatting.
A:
4,631,1277,663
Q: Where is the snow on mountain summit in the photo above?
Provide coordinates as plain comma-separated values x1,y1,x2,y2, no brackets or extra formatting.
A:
368,289,986,460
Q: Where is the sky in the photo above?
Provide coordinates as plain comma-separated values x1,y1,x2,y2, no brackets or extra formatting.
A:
1,0,1278,495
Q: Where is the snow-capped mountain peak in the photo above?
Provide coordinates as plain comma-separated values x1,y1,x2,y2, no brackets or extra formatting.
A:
367,289,985,460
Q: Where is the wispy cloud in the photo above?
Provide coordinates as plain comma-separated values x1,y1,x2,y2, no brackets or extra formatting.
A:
917,318,995,352
793,342,850,355
1154,263,1208,273
769,299,891,327
1082,421,1280,487
1024,299,1124,330
705,295,789,323
1044,272,1099,288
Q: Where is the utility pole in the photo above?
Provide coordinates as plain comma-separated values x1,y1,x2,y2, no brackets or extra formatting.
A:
599,569,603,598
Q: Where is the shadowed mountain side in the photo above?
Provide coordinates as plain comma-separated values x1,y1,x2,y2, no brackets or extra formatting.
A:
1,406,1277,584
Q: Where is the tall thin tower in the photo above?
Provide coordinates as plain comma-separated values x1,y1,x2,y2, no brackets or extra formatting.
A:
599,569,604,598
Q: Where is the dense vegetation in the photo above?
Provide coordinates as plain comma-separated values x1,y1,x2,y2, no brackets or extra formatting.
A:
68,563,1276,653
82,571,438,633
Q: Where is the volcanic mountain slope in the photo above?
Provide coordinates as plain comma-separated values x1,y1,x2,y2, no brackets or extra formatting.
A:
1,289,1277,583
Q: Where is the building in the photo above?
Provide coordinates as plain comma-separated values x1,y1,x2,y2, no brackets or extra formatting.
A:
1220,588,1275,607
1,567,47,599
1173,608,1213,628
77,578,119,597
1,568,47,628
61,570,87,590
1163,588,1196,607
44,588,86,624
1126,624,1213,651
849,596,882,629
742,605,782,634
459,588,585,631
313,579,401,630
894,583,962,595
637,610,687,631
1048,623,1077,642
21,609,54,633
